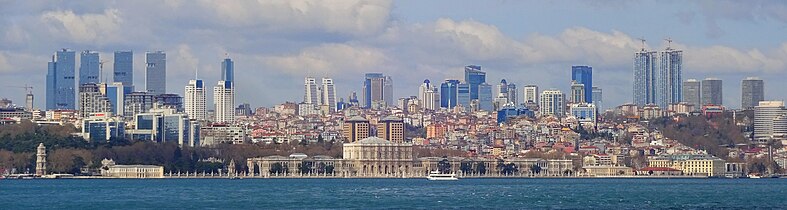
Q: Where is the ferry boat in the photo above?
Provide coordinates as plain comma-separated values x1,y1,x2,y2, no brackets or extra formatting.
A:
426,171,458,181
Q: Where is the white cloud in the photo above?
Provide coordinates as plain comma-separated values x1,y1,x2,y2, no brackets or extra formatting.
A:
39,9,123,44
682,43,787,74
198,0,392,36
263,43,388,76
0,52,10,73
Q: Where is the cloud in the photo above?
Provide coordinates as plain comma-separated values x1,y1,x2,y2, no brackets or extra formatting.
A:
263,43,388,76
39,9,123,44
197,0,392,36
0,53,10,73
682,42,787,74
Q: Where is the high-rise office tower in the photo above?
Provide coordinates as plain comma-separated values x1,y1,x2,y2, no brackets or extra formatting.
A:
321,78,337,112
113,51,133,87
682,79,701,110
145,51,166,94
383,76,394,106
78,83,111,118
185,79,206,121
377,116,404,143
105,82,132,116
633,44,683,108
742,77,765,110
658,48,683,108
79,50,100,85
304,77,319,104
701,78,723,106
592,87,603,111
457,83,471,109
540,89,565,117
571,65,593,103
46,49,76,110
507,83,517,105
753,101,787,144
440,79,460,108
343,116,370,143
523,85,538,104
570,81,585,104
221,57,234,84
496,79,509,99
478,83,493,111
464,65,486,100
362,73,386,108
213,81,235,123
423,86,440,110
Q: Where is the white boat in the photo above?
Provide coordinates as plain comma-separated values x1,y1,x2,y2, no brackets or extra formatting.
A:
748,174,762,179
426,171,458,181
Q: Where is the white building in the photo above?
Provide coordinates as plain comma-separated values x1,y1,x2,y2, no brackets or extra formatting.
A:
127,108,199,147
213,81,235,123
754,101,787,144
321,78,337,113
523,85,539,104
570,103,597,124
184,79,206,121
304,77,319,105
539,89,564,117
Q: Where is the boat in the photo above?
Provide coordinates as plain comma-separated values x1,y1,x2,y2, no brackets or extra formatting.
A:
748,174,761,179
426,171,458,181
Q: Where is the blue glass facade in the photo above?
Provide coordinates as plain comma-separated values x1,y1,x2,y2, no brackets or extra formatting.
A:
478,83,493,111
634,51,658,107
79,50,100,85
571,65,593,103
457,83,471,109
113,51,133,87
221,58,234,84
464,65,485,100
497,106,534,123
362,73,384,108
440,79,460,108
46,49,76,110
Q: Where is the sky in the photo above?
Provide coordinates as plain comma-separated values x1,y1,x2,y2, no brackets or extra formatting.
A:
1,0,787,110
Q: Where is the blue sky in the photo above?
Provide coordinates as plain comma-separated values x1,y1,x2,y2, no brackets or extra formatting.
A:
0,0,786,109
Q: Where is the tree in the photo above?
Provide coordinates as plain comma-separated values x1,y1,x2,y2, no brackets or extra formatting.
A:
530,164,542,174
270,162,287,174
299,161,314,174
475,162,487,175
437,158,451,174
460,161,473,174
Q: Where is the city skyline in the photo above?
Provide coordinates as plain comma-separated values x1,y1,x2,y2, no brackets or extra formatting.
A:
2,1,787,109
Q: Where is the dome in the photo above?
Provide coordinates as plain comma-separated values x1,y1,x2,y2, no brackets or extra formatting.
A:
501,79,507,84
355,137,392,144
424,79,430,84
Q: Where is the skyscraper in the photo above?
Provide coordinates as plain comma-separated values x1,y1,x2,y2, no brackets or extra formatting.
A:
105,82,132,116
571,65,593,103
46,49,76,110
213,80,235,123
753,101,787,144
495,79,509,100
304,77,319,105
423,86,440,111
633,50,658,107
592,86,603,111
113,51,133,87
321,78,337,112
419,80,432,108
185,79,206,121
523,85,538,104
570,81,585,104
742,77,765,110
221,57,234,84
362,73,386,108
145,51,166,94
539,90,565,117
701,78,723,106
658,49,683,108
633,44,683,108
478,83,493,111
457,83,471,109
682,79,701,110
464,65,486,100
79,50,100,85
383,76,394,106
440,79,460,108
507,83,517,105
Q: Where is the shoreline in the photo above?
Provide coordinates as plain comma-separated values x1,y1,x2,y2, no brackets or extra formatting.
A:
6,175,751,179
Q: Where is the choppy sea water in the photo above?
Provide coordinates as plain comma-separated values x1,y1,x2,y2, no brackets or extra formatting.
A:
2,178,785,209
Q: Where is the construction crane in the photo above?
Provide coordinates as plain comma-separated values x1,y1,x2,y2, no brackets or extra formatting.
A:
4,84,33,111
99,59,107,83
637,37,646,51
5,84,32,95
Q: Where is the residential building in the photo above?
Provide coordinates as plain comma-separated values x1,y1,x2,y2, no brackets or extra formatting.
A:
185,79,206,121
343,116,370,143
78,83,112,118
154,94,183,111
304,77,319,105
321,78,337,113
742,77,764,110
523,85,538,104
633,46,682,108
214,81,235,123
377,116,405,143
123,92,155,119
701,78,722,105
570,81,585,104
539,90,565,117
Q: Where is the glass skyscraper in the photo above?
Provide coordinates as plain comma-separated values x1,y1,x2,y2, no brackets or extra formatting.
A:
221,57,234,84
633,46,682,108
362,73,385,108
440,79,460,108
464,65,485,100
478,83,493,111
633,50,657,107
46,49,76,110
741,77,764,110
571,65,592,103
457,83,471,109
682,79,701,110
113,51,133,87
145,51,166,94
701,78,723,106
79,50,100,85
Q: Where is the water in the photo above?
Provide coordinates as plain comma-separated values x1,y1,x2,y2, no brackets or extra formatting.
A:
2,178,786,209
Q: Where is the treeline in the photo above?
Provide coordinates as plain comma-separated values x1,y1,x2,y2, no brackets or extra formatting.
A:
650,114,748,159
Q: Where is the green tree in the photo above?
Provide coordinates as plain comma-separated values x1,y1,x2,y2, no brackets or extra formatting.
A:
530,164,542,174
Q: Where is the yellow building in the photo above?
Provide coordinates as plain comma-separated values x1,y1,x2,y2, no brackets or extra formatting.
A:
647,155,726,177
377,116,404,143
343,116,369,143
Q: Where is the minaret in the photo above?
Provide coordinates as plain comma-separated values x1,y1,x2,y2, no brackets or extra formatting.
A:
36,143,47,176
